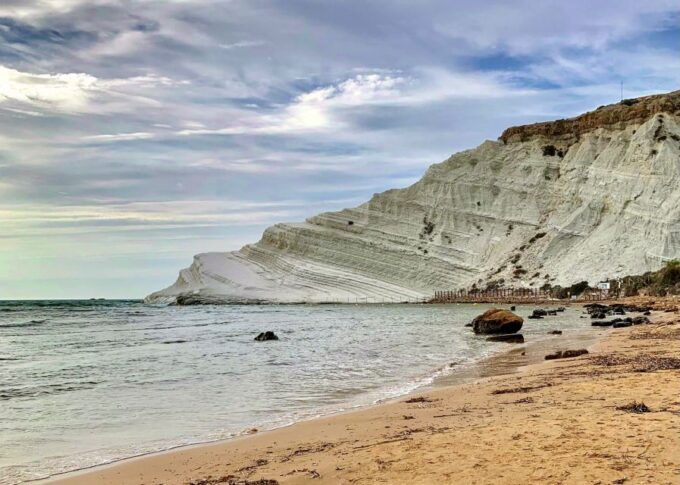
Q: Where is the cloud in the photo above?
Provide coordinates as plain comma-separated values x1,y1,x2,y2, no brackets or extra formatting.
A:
176,69,534,137
82,132,155,142
0,64,187,115
0,65,98,112
219,40,266,50
2,106,46,117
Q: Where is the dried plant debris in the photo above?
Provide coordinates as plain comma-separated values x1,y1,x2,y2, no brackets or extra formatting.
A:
591,354,680,372
237,459,269,473
280,442,335,462
630,328,680,340
545,349,589,360
189,477,279,485
283,469,320,479
404,396,435,403
616,401,651,413
491,383,552,395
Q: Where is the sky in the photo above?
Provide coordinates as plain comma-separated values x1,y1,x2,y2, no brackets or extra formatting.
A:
1,1,679,299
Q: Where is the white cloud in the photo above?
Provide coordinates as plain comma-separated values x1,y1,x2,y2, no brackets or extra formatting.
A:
432,1,680,55
0,0,90,18
176,70,530,137
0,65,188,115
0,199,310,232
82,132,155,142
2,107,46,117
0,65,99,112
178,74,410,135
219,40,266,50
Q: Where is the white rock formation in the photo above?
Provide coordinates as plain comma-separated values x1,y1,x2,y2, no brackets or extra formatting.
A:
147,92,680,303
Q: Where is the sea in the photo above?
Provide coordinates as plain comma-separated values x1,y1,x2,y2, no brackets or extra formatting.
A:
0,300,600,483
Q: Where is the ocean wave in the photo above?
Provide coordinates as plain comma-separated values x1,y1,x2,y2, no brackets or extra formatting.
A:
0,319,48,328
0,381,100,401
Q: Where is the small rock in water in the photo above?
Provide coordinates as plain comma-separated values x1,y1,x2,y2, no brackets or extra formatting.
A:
486,334,524,344
254,331,279,341
548,330,562,335
532,309,547,317
613,321,632,328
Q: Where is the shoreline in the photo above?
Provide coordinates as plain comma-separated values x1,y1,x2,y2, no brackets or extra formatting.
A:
40,304,631,485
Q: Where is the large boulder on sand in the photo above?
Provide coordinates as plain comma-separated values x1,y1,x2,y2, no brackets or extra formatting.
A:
471,309,524,335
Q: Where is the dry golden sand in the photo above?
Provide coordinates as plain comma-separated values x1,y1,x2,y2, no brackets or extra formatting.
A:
50,303,680,485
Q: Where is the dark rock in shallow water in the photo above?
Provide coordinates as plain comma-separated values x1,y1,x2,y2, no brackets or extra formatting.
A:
556,307,566,312
486,334,525,343
510,305,516,311
471,309,523,334
643,310,651,316
591,312,607,319
254,331,279,341
527,315,543,320
613,321,632,328
548,330,563,335
545,349,589,360
632,316,650,325
532,309,548,317
592,320,614,327
464,322,473,327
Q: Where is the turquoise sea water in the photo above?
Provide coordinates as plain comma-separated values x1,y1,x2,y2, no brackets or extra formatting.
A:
0,300,599,484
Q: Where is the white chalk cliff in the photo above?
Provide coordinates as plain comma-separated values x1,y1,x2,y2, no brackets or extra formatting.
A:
147,91,680,303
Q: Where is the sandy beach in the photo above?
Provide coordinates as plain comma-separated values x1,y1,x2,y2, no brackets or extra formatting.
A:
48,300,680,485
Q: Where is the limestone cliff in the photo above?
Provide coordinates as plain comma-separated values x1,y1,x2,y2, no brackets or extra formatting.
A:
147,91,680,303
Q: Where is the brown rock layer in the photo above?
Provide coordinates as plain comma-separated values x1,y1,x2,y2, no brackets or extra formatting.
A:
500,89,680,143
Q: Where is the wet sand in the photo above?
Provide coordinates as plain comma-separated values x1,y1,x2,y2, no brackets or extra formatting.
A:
48,301,680,485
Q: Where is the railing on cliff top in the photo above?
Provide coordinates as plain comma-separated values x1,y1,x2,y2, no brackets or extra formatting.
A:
431,288,609,303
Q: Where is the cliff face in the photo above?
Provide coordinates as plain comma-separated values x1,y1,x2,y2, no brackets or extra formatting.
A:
147,93,680,303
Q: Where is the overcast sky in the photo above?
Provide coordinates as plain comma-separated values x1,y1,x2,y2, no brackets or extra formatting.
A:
1,0,679,299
